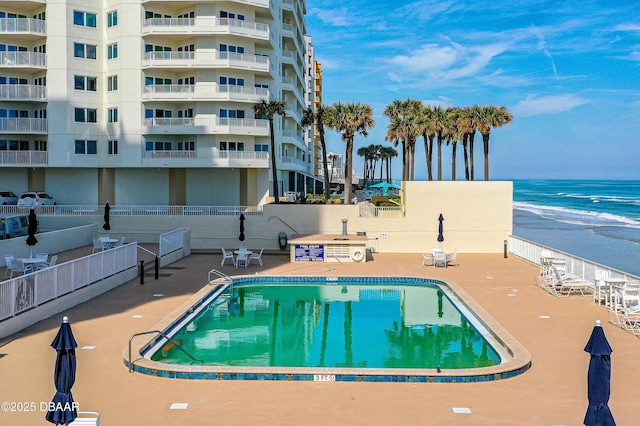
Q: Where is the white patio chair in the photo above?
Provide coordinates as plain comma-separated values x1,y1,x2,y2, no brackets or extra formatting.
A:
249,248,264,267
593,269,611,305
36,253,48,261
4,254,15,279
549,265,590,297
220,248,235,266
433,251,447,268
10,258,33,278
69,411,100,425
92,238,103,253
37,254,57,270
421,251,433,267
446,249,458,267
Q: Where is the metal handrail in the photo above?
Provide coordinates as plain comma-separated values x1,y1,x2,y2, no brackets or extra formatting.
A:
128,330,203,373
137,245,157,257
208,269,232,286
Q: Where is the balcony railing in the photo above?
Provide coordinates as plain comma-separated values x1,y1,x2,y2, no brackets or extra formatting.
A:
215,151,269,160
144,117,194,126
0,52,46,68
0,84,46,101
142,17,269,39
143,150,196,159
216,117,269,128
0,18,46,34
142,51,270,72
0,117,47,132
0,150,47,165
142,84,268,101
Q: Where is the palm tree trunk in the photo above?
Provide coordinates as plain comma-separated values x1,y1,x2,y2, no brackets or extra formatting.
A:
451,142,457,181
425,135,434,181
469,133,476,181
462,135,470,181
345,138,354,204
482,132,490,181
437,133,443,181
269,118,279,203
320,133,330,200
410,143,416,181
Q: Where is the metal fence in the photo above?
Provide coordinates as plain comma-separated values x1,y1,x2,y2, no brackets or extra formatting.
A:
509,235,640,288
358,204,404,218
160,229,184,257
0,205,264,217
0,243,137,321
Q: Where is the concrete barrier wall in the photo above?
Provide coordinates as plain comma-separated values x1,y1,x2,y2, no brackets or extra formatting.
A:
17,182,512,254
0,224,96,267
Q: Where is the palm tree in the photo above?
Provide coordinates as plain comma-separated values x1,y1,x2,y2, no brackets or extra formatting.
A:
324,102,375,205
457,106,475,181
468,104,484,180
430,105,448,181
380,146,398,183
302,105,330,200
383,99,422,182
420,105,438,181
476,104,513,181
253,98,286,203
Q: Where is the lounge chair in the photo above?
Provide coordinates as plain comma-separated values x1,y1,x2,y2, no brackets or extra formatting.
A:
549,265,590,297
446,249,458,267
248,248,264,267
220,248,234,266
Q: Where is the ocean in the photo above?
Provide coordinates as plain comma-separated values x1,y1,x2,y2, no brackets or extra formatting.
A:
512,180,640,276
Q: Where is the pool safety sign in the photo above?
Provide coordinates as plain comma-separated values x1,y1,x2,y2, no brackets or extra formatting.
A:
294,244,325,261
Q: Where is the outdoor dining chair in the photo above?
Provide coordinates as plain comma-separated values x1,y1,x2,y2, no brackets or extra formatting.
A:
4,254,15,279
249,248,264,267
221,248,235,266
10,259,33,278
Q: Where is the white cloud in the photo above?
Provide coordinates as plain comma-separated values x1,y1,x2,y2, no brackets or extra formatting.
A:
614,23,640,32
308,7,350,27
513,94,590,117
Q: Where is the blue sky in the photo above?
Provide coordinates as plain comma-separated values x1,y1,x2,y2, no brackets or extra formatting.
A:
305,0,640,180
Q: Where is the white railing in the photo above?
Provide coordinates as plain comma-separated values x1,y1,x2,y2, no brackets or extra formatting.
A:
0,205,265,217
0,18,46,34
0,243,137,321
0,51,46,67
0,150,47,164
0,117,47,132
509,235,640,286
160,229,184,256
142,150,196,159
0,84,46,100
358,204,404,218
214,151,269,160
142,17,269,37
144,117,194,126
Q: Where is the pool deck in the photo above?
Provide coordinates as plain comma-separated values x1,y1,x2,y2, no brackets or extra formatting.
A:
2,247,640,425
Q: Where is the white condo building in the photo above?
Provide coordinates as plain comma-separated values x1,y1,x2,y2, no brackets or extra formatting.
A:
0,0,319,206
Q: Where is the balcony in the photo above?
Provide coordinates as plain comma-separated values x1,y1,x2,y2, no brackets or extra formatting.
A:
0,117,47,133
282,77,304,106
142,51,270,74
0,18,46,39
0,84,46,101
142,150,196,160
212,150,269,168
285,106,302,123
142,17,270,41
143,116,269,136
142,83,268,102
0,150,47,165
0,51,46,69
281,155,310,172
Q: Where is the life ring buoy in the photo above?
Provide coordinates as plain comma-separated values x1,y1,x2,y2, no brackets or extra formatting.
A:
351,248,365,262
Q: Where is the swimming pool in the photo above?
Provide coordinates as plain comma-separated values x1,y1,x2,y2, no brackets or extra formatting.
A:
127,276,531,382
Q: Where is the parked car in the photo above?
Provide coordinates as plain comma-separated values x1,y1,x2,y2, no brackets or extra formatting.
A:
0,213,31,238
0,191,18,205
17,191,56,207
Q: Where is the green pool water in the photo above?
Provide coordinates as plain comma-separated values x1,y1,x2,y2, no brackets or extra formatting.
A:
152,282,501,369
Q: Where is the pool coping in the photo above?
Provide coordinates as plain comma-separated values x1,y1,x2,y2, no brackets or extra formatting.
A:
123,275,532,382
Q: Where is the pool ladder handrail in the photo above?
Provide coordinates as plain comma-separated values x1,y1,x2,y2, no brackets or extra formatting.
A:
208,269,233,288
128,330,203,373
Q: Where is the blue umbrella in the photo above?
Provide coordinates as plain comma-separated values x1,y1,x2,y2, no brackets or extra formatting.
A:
583,320,616,426
45,316,78,425
437,214,445,244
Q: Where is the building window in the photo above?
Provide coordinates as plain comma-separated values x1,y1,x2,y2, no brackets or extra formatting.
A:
219,109,244,119
74,108,97,123
73,43,97,59
219,44,245,54
177,76,195,85
107,43,118,59
107,10,118,27
0,139,29,151
108,139,118,155
177,109,193,118
254,143,269,152
107,75,118,91
73,11,97,28
107,108,118,123
177,12,195,19
219,76,245,86
220,141,244,151
177,141,195,151
34,140,47,151
75,140,97,154
220,11,245,20
74,75,97,91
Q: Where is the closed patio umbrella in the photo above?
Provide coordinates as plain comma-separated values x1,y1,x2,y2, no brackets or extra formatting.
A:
437,214,445,245
583,320,616,426
103,202,111,233
26,208,38,257
239,213,245,244
45,316,78,425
